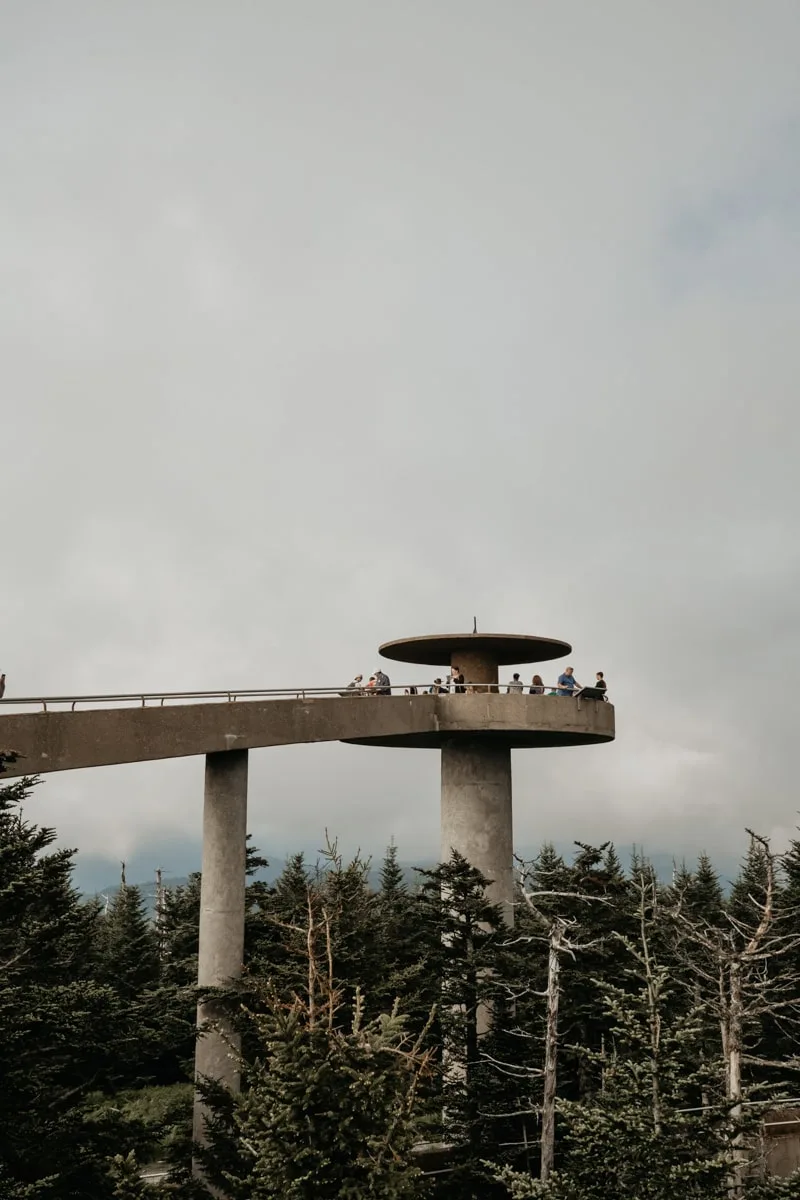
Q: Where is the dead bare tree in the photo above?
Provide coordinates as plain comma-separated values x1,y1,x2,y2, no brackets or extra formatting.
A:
601,868,667,1137
514,872,609,1183
669,830,800,1196
540,914,567,1182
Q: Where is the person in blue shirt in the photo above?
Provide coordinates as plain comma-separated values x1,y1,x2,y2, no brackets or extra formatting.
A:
557,666,581,696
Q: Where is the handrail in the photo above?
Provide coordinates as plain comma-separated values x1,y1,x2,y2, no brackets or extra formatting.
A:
0,684,607,712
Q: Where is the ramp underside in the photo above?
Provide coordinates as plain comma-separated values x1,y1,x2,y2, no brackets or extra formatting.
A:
0,694,615,778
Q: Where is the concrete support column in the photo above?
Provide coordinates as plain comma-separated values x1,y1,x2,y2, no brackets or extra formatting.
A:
193,749,249,1157
440,739,513,926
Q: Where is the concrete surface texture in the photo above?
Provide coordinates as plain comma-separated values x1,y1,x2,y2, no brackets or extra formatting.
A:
193,750,249,1147
0,692,614,777
441,739,514,924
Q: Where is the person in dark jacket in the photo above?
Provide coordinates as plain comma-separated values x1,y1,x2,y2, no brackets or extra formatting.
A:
374,669,391,696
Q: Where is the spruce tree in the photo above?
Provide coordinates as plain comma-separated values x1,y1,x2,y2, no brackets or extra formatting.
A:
687,854,726,927
160,871,202,989
554,843,635,1102
97,877,193,1089
493,872,733,1200
726,837,794,1100
191,916,432,1198
314,841,383,1020
244,853,310,996
373,843,429,1024
0,767,147,1197
494,995,732,1200
416,853,509,1199
525,844,572,898
98,879,160,999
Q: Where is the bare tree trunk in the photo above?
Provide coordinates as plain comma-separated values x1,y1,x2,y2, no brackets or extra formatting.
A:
694,981,710,1110
155,866,167,961
541,919,565,1183
728,958,745,1197
638,882,662,1134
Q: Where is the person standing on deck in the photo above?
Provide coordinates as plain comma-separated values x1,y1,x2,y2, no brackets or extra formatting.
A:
557,666,580,696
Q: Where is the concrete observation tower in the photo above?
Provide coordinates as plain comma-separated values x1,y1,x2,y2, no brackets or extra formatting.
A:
0,625,614,1164
348,630,615,926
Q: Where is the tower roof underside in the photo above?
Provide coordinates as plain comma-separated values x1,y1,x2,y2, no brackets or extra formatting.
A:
379,633,571,666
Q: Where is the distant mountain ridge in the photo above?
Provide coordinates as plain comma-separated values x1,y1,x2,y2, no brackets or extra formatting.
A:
89,845,744,915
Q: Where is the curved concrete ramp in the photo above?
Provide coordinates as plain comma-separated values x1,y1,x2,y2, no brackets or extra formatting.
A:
0,694,614,779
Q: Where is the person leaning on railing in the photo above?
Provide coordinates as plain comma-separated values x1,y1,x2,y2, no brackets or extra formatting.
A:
577,671,608,701
340,674,364,697
556,666,580,696
450,667,465,694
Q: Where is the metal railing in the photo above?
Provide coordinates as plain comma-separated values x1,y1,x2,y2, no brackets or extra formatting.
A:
0,683,608,713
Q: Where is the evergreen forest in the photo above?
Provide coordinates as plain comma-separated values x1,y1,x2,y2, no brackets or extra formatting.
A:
4,760,800,1199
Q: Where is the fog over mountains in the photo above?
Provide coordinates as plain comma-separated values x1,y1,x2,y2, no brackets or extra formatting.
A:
79,837,747,907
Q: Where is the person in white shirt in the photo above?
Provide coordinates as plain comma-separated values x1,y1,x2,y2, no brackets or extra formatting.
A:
507,673,524,694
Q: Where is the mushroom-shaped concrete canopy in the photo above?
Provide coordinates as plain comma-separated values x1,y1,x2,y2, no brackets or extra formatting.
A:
379,633,570,666
379,632,571,690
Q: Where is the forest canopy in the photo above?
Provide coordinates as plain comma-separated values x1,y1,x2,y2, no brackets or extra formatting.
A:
1,762,800,1198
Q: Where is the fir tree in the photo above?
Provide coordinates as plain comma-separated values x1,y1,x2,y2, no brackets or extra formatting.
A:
688,854,726,927
192,912,433,1198
160,872,202,989
108,1154,150,1198
417,852,509,1199
494,874,734,1200
0,767,148,1196
314,840,382,1017
521,844,572,909
270,852,310,923
554,843,635,1102
98,878,160,999
95,875,195,1091
373,843,430,1023
729,839,783,934
494,1000,732,1200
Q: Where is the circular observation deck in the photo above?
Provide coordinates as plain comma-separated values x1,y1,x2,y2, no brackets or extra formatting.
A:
342,691,614,749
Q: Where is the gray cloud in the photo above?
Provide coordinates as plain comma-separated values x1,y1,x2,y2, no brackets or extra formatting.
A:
3,1,800,871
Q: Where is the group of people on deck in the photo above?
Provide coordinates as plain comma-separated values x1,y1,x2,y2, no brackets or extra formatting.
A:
343,666,608,699
505,667,607,699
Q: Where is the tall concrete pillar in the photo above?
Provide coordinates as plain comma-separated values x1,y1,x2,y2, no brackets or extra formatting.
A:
440,739,513,926
193,749,249,1157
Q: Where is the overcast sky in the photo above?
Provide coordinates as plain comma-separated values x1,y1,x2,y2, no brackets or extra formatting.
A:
3,1,800,876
